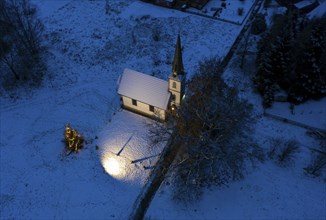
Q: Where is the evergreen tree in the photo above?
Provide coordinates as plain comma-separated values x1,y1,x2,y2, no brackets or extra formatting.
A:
269,34,292,89
251,13,267,35
294,22,326,101
254,13,325,106
254,52,275,107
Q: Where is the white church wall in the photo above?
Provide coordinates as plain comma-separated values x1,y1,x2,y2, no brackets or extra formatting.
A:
169,78,183,106
122,96,166,120
170,91,181,106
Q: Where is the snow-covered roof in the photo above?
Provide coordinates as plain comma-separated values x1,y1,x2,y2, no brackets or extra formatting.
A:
118,68,171,110
294,0,315,8
308,1,326,18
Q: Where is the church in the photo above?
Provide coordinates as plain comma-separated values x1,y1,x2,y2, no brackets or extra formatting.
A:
117,34,186,121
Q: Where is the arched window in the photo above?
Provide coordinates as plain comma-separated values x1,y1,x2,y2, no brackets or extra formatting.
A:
172,82,176,89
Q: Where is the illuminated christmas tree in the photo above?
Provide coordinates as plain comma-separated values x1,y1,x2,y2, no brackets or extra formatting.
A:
64,124,84,152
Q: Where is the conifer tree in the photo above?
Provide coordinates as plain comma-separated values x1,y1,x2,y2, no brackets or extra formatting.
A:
254,13,325,105
254,53,275,107
269,20,294,90
294,22,326,101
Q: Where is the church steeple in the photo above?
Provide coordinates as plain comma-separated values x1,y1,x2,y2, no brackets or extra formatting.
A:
172,34,184,77
168,34,186,108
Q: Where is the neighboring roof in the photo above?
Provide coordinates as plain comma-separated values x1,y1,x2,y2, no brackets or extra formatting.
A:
118,68,171,110
294,0,315,8
308,1,326,18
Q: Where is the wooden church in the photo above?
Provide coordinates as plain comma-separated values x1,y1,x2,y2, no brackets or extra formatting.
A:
117,35,186,121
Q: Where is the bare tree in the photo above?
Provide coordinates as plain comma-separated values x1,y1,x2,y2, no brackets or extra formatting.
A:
148,57,263,202
0,0,45,85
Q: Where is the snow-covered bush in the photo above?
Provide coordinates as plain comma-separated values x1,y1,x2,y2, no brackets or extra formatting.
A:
268,138,300,167
304,131,326,177
304,152,326,177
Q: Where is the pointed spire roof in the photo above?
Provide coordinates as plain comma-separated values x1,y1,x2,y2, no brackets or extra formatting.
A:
172,34,184,77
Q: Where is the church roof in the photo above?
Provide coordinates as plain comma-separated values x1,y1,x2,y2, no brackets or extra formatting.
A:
172,34,184,76
118,68,171,110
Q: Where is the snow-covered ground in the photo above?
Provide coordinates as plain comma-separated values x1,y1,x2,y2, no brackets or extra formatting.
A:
1,0,325,219
266,98,326,131
97,111,165,183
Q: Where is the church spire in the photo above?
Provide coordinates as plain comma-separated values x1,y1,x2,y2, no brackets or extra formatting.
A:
172,34,184,77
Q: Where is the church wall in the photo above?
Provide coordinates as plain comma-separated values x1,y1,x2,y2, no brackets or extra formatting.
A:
169,77,185,106
122,96,166,120
170,91,181,106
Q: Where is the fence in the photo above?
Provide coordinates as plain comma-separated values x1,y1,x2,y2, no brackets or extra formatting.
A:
263,110,326,133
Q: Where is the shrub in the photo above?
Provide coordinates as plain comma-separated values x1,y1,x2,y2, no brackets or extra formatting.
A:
304,152,326,177
304,131,326,177
268,138,300,166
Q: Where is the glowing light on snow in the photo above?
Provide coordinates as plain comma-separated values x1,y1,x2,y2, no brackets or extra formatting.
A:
103,156,121,177
101,153,130,180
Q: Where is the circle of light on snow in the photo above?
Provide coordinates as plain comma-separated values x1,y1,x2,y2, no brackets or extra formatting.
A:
103,157,121,177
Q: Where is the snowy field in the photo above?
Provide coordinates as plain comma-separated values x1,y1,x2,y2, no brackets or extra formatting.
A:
1,0,325,219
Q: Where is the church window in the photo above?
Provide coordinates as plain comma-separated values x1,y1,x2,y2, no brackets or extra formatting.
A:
132,99,137,106
172,82,176,89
